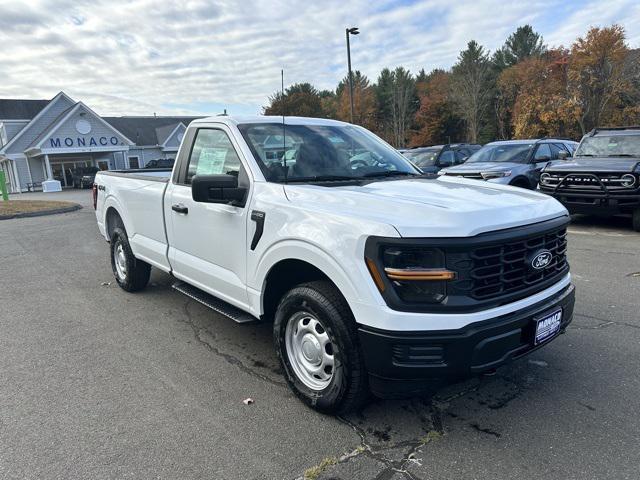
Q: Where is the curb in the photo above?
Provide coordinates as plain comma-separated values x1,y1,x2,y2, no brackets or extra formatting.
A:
0,203,82,220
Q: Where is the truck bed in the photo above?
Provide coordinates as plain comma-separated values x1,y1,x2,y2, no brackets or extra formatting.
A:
95,168,172,272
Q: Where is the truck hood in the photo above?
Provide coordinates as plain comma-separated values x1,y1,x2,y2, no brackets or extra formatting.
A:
442,162,520,173
284,177,567,237
546,157,640,173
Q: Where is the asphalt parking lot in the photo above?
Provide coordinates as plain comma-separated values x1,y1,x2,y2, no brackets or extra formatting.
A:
1,190,639,480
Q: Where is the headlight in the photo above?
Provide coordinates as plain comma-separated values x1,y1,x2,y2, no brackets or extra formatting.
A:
480,170,511,179
366,246,454,304
621,174,636,188
540,173,552,186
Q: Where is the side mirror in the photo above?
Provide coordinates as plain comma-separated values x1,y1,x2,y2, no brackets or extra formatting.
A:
192,174,247,207
536,155,551,162
558,150,570,160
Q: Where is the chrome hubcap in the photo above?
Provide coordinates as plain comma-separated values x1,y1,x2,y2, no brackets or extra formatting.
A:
114,244,127,280
285,312,335,390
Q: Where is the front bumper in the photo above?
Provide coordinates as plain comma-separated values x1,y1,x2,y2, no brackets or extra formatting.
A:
541,189,640,215
358,283,575,398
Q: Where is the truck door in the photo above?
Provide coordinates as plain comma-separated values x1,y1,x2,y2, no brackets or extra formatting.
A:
165,126,250,308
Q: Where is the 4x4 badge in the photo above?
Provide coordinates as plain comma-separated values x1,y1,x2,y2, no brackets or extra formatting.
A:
530,250,553,270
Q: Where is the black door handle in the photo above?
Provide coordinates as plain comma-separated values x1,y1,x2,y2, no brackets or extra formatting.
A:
172,204,188,214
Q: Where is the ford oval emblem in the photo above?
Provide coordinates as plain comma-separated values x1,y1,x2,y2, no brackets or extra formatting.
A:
531,250,553,270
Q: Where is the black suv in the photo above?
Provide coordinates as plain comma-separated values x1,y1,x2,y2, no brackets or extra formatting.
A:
71,166,99,189
401,144,481,173
540,127,640,231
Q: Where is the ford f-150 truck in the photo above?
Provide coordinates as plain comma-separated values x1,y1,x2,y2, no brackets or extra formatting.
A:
94,116,575,413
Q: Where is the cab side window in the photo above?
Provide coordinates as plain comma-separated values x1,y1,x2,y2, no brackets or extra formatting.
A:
185,129,242,184
438,150,455,167
549,143,567,160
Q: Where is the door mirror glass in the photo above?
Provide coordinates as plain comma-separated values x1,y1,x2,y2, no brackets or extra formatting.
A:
558,150,570,160
192,174,247,206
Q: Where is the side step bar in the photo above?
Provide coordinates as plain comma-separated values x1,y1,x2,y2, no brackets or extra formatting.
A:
172,281,256,324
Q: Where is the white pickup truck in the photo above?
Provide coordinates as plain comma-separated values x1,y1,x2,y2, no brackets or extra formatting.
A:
94,116,575,413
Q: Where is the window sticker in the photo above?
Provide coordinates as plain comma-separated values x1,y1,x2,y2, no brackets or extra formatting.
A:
197,147,228,175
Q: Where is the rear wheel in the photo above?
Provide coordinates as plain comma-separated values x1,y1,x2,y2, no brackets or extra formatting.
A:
274,281,369,413
110,227,151,292
633,209,640,232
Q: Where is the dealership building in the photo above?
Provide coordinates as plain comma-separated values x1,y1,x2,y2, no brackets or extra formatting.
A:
0,92,200,192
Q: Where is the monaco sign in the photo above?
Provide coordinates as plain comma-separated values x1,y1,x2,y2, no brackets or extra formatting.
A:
49,136,120,148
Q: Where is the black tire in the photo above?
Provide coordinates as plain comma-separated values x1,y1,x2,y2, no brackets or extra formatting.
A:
510,178,532,189
110,227,151,292
274,280,369,414
633,209,640,232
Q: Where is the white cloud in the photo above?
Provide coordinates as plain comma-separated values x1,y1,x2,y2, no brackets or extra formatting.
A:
0,0,637,116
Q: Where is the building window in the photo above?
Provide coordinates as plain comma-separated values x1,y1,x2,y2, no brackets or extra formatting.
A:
128,156,140,169
97,161,109,171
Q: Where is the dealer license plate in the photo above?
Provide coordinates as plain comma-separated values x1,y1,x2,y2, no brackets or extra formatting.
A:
534,309,562,345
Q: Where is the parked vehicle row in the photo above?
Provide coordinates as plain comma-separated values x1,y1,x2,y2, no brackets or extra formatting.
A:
404,129,639,231
94,116,575,413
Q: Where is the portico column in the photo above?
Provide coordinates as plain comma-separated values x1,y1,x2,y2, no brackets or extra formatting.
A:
44,154,53,180
11,159,22,193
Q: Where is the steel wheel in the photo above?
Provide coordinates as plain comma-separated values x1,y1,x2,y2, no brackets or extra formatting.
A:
114,243,128,281
284,311,335,391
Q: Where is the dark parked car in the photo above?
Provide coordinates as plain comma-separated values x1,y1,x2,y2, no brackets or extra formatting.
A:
144,158,175,169
540,127,640,231
71,166,99,189
401,144,481,173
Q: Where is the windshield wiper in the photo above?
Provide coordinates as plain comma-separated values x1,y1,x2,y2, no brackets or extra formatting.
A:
361,170,420,178
609,154,638,157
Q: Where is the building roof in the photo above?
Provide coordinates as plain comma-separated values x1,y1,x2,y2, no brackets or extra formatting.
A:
104,116,201,146
0,99,50,120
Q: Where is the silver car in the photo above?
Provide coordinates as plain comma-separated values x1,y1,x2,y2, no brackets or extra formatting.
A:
439,139,579,189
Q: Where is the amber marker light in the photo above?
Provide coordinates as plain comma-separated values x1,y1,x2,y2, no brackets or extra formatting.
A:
384,268,455,281
365,257,386,292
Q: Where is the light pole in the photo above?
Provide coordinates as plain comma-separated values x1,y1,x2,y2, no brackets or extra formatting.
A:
345,27,359,124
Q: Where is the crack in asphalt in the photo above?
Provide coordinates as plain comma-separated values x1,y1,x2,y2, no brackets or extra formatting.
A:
179,300,285,387
573,313,640,331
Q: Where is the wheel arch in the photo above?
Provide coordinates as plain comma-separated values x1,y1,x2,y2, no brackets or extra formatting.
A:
510,176,533,189
256,243,363,322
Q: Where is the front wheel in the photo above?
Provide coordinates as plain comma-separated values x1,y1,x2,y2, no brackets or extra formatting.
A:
110,227,151,292
274,281,369,414
633,209,640,232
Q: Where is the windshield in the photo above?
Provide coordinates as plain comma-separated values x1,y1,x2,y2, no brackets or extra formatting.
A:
575,134,640,158
466,143,533,163
237,123,420,183
403,148,440,167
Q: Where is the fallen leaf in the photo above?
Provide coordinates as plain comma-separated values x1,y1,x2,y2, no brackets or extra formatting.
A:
243,398,254,405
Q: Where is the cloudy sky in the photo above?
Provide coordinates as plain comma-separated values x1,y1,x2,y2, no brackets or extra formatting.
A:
1,0,639,117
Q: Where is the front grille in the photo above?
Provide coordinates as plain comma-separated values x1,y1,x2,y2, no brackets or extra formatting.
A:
541,172,637,192
446,223,569,306
445,172,483,179
466,228,567,300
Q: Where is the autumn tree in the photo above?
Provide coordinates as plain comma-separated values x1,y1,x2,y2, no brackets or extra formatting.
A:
567,25,634,134
263,83,326,117
451,40,494,143
410,69,461,146
493,25,547,70
335,71,377,130
375,67,417,147
498,50,580,139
